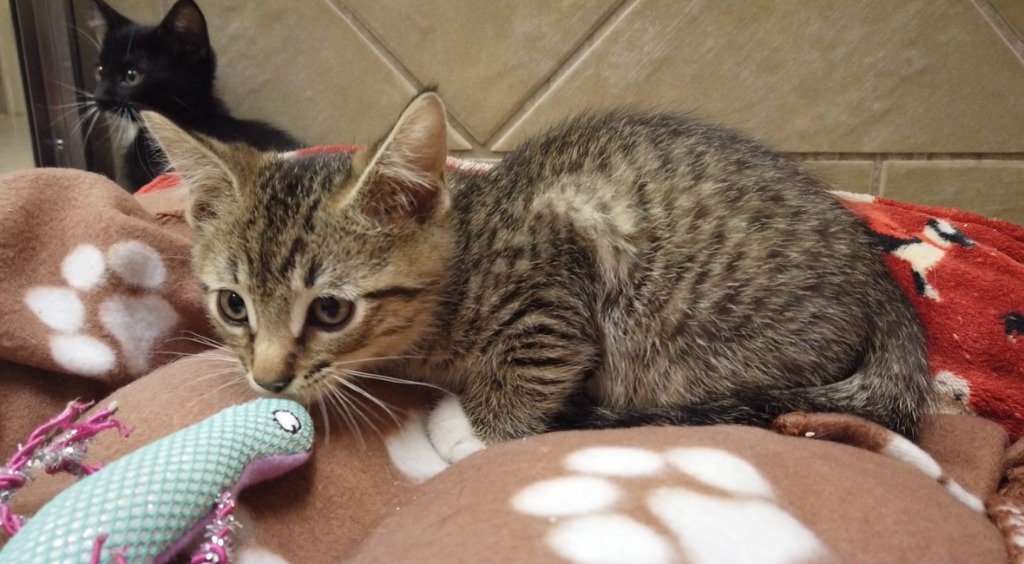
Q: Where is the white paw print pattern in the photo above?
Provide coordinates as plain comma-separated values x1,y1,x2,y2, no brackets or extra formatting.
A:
512,446,829,564
23,242,181,378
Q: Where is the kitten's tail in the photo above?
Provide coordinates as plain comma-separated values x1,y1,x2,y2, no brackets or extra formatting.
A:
550,302,932,440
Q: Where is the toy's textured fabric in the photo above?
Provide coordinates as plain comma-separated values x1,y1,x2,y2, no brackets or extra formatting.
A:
1,398,313,563
0,167,1021,562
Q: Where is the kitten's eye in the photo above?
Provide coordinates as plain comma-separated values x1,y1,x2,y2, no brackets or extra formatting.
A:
308,297,354,330
94,65,103,81
123,68,142,86
217,290,248,325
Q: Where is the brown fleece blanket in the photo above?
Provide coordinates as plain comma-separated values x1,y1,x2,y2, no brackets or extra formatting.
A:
0,168,1019,562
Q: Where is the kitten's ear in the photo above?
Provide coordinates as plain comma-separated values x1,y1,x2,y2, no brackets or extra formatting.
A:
90,0,130,30
158,0,210,57
141,111,237,228
353,91,449,225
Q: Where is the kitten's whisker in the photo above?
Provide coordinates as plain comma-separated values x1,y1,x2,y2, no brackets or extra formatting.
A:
327,384,380,443
323,386,367,448
329,355,425,367
335,372,403,427
315,395,332,445
183,366,246,386
207,374,250,395
168,332,228,350
343,369,453,396
150,349,235,362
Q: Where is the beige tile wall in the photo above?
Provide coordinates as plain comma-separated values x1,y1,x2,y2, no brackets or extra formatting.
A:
102,0,1024,224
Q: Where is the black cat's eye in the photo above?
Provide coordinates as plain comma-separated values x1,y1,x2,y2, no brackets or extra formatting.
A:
308,297,354,330
217,290,248,325
94,65,103,81
123,68,142,86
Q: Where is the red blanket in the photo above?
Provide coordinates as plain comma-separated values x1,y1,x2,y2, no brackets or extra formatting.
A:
839,192,1024,439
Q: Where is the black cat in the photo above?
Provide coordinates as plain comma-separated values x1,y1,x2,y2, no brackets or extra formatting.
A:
91,0,301,191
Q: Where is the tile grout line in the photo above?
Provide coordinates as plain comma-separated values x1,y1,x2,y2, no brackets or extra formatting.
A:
486,0,640,150
869,156,885,197
322,0,484,152
969,0,1024,65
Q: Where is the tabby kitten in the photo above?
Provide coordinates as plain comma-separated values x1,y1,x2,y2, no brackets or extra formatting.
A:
91,0,301,191
143,91,930,457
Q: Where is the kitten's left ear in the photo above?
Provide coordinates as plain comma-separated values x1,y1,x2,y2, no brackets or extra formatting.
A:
353,91,450,225
159,0,210,57
141,111,239,228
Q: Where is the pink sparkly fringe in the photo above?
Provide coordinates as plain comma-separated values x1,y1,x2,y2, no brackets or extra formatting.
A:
0,400,129,537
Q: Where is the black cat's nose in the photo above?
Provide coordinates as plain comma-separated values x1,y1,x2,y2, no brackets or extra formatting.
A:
92,86,116,110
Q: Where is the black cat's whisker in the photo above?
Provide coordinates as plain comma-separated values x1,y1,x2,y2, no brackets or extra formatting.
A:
82,108,102,146
168,95,200,117
66,105,96,139
46,91,96,130
52,98,93,111
45,77,92,98
63,21,101,50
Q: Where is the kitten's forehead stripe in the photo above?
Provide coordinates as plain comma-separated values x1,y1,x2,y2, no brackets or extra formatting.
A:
250,161,328,277
363,286,426,300
304,261,320,289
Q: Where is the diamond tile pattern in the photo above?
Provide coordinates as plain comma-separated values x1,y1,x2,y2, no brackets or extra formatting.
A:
96,0,1024,223
345,0,620,143
1,399,313,562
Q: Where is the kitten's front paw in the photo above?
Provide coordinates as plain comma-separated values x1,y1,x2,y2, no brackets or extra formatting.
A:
426,395,486,463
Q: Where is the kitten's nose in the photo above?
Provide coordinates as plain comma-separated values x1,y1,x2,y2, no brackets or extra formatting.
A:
253,375,293,394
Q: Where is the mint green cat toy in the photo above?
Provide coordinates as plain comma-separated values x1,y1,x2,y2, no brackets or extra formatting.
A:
0,398,314,563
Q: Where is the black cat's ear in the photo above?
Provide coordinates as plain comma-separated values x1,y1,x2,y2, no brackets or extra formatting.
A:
158,0,210,58
351,91,450,225
90,0,130,30
141,111,238,228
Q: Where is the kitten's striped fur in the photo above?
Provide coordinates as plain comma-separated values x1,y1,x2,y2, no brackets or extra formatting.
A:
144,91,930,444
